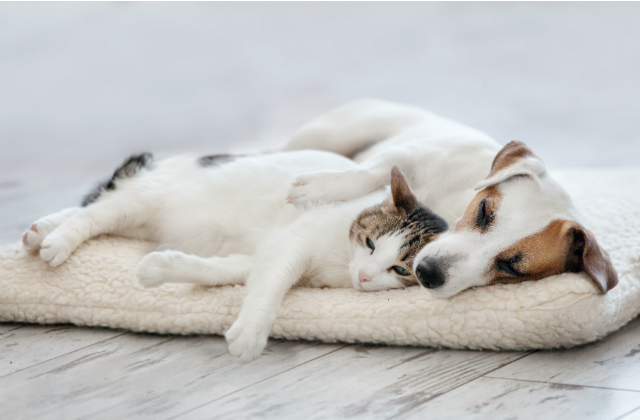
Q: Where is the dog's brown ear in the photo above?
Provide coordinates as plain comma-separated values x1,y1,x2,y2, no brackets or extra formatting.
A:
390,166,418,212
475,141,546,191
565,224,618,294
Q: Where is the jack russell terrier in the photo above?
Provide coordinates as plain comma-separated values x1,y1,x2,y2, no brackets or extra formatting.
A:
285,99,618,298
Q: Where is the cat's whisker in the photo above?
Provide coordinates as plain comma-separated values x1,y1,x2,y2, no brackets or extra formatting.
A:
352,222,371,234
319,255,352,265
317,269,352,277
363,206,381,222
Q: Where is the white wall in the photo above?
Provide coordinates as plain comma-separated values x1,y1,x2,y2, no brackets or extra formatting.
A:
2,2,639,193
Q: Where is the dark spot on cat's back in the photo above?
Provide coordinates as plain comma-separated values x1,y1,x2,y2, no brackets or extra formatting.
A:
82,152,154,207
199,154,244,167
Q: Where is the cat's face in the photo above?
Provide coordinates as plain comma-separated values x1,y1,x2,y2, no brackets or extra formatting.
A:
348,167,449,292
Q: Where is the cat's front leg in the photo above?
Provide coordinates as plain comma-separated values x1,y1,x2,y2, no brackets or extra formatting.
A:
225,310,272,363
287,168,379,208
287,145,415,208
137,251,252,288
225,236,305,362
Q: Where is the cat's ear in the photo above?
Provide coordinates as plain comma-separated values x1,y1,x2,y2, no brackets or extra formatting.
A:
391,166,418,212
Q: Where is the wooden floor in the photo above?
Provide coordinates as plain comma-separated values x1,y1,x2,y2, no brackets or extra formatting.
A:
2,318,640,420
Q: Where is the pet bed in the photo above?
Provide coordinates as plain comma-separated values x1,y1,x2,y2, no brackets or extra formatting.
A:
1,168,639,350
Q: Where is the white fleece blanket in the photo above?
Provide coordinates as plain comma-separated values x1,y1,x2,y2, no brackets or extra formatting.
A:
1,168,639,350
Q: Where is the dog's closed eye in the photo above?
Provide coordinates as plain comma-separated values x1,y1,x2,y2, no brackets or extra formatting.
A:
476,198,494,231
496,255,523,277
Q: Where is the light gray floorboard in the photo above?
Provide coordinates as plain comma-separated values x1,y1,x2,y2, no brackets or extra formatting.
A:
620,407,640,420
401,377,640,420
0,333,345,420
0,324,125,376
178,345,530,420
488,317,640,391
0,323,25,333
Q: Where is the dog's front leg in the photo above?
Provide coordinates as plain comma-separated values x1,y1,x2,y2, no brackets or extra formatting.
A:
287,146,415,207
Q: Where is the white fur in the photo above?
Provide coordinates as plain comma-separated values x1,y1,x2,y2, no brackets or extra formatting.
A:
349,233,407,292
285,99,586,298
3,162,640,352
24,150,407,362
25,99,590,360
286,100,499,225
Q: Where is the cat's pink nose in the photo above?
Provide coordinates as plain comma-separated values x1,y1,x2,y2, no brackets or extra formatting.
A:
358,270,371,283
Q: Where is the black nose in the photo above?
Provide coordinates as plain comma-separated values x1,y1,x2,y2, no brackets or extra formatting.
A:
415,258,446,289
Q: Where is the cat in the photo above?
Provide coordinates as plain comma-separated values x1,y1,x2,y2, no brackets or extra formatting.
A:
23,150,448,361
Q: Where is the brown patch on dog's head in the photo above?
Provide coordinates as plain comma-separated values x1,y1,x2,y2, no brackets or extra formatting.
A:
488,141,537,177
488,220,618,294
454,186,502,234
474,141,546,192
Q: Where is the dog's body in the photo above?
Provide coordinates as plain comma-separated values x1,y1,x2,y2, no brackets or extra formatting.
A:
286,99,617,297
285,100,500,227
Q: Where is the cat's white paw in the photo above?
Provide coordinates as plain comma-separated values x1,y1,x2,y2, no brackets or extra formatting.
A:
22,208,81,253
136,251,181,288
225,317,270,363
287,171,344,208
22,224,46,252
39,233,73,267
287,170,370,209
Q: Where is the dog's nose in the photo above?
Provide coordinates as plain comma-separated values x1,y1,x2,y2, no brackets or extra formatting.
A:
415,258,446,289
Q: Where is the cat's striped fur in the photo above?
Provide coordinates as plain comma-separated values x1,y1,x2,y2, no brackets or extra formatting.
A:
350,167,448,287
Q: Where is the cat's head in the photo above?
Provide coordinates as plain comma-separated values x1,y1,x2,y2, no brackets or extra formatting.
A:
349,166,449,291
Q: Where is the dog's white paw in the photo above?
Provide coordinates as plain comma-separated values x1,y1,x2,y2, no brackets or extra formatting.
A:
136,251,183,288
39,233,73,267
225,317,270,363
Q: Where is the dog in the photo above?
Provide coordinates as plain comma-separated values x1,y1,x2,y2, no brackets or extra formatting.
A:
285,99,618,298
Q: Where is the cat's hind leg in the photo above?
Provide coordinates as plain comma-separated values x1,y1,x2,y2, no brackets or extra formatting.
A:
38,192,156,267
34,153,156,267
22,207,81,253
137,251,252,288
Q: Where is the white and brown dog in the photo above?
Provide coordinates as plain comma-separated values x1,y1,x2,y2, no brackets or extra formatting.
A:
285,99,618,298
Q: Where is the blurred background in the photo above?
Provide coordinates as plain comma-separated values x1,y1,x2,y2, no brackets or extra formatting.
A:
1,2,639,243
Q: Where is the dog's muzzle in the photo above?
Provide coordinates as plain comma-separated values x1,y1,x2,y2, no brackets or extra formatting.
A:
415,257,446,289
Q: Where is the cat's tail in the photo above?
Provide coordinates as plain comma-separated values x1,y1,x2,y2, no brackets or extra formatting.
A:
82,152,154,206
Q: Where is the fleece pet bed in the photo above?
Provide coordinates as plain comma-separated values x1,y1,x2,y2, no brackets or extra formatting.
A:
1,168,640,350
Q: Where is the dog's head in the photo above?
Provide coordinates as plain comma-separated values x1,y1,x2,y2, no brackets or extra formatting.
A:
413,141,618,298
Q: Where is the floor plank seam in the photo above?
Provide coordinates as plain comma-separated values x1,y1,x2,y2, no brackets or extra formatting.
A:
0,324,27,333
614,405,640,420
0,330,131,379
384,351,536,419
483,375,640,394
166,343,353,420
